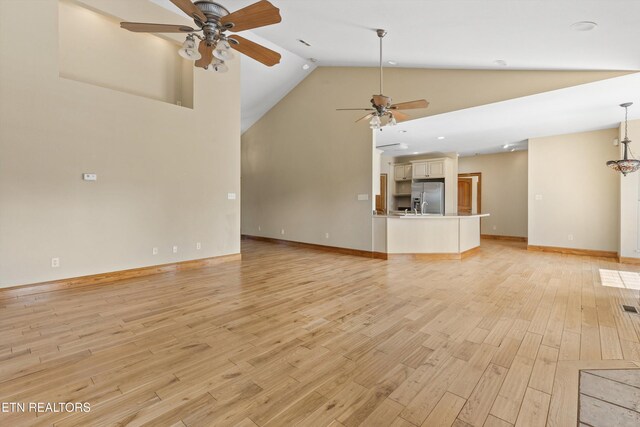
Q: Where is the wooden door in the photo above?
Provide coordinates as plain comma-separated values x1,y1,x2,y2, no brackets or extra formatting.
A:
458,178,472,213
375,174,388,214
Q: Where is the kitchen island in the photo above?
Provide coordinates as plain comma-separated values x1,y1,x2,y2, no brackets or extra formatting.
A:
373,213,489,259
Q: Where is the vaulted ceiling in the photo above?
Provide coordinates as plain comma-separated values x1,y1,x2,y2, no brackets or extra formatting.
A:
152,0,640,132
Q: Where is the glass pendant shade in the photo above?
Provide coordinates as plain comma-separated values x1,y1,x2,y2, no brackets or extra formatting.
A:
369,115,381,129
213,41,235,61
178,36,201,60
208,60,228,73
388,115,397,126
607,103,639,176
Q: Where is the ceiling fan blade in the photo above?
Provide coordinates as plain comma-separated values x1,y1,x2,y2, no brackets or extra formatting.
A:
220,0,282,32
228,35,281,66
170,0,207,22
195,40,214,69
120,22,195,33
389,110,411,122
390,99,429,110
336,108,375,111
372,95,391,107
356,113,375,123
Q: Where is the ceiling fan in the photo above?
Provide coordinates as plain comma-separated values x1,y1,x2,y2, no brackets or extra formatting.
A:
337,29,429,129
120,0,282,72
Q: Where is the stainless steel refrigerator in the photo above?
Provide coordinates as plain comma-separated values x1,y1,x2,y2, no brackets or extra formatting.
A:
411,182,444,214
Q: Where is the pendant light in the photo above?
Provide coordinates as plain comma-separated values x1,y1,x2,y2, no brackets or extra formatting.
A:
607,102,640,176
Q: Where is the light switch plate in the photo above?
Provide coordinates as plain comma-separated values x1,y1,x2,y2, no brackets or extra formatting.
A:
535,194,543,200
357,194,369,201
227,192,237,200
83,173,97,181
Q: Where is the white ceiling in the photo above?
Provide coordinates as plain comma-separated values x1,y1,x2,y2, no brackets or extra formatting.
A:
151,0,640,132
376,72,640,157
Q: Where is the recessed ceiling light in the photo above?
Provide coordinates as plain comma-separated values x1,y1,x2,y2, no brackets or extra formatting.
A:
510,148,516,152
494,59,507,67
302,64,310,70
387,60,397,65
571,21,598,31
437,136,445,140
503,144,510,149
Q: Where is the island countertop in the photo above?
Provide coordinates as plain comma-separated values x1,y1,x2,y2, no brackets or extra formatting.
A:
372,213,489,258
374,213,490,219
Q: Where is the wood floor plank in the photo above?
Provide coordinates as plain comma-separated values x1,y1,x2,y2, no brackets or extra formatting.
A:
1,239,639,426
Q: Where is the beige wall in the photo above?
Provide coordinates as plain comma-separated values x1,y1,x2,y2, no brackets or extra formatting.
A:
242,66,627,251
459,151,528,238
528,128,619,252
619,119,640,258
0,0,241,287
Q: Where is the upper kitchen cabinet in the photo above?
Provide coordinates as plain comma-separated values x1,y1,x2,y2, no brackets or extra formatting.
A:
394,164,413,181
411,158,448,179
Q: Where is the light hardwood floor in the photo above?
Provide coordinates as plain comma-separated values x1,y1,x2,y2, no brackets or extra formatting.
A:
1,239,639,426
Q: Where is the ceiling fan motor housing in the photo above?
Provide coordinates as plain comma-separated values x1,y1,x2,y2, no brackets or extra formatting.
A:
194,1,230,24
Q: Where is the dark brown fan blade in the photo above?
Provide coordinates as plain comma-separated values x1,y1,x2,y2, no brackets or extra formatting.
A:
228,35,281,66
336,108,375,111
372,95,391,107
220,0,282,32
390,110,411,122
120,22,195,33
195,40,214,69
170,0,207,22
356,113,375,123
390,99,429,110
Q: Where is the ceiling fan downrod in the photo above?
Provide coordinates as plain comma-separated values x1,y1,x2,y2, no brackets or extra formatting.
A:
377,29,387,95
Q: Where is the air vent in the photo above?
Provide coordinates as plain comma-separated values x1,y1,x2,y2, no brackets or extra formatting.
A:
622,305,639,314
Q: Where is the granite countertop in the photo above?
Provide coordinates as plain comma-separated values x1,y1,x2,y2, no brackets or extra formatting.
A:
373,213,490,219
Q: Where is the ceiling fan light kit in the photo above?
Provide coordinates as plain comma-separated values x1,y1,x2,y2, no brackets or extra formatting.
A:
120,0,282,72
337,29,429,130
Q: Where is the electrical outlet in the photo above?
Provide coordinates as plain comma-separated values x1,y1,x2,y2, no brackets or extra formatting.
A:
227,192,236,200
173,245,178,253
357,194,369,201
281,229,285,235
325,232,330,239
152,247,158,255
568,234,574,241
535,194,543,201
51,257,60,268
196,242,201,250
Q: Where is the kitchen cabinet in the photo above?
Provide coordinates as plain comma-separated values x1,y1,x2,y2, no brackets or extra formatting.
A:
412,159,446,179
394,164,412,181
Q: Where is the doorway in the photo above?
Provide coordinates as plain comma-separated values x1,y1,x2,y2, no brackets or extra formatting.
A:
458,172,482,214
376,173,387,214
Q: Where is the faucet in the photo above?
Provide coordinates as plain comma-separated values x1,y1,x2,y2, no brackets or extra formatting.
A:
421,201,428,215
404,208,408,215
414,208,418,215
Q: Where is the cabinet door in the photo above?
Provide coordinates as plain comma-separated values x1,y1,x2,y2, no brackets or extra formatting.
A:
394,165,406,181
404,164,412,180
413,162,427,178
427,160,445,178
